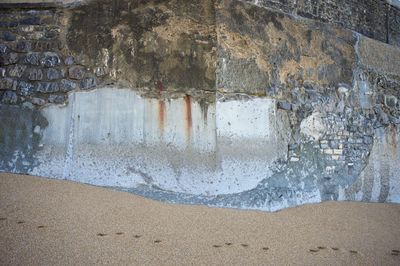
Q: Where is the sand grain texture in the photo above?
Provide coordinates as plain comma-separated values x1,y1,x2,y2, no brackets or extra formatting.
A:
0,173,400,265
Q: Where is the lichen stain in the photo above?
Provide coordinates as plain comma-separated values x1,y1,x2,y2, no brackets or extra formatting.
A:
199,99,209,126
66,0,216,94
217,0,356,88
184,95,192,141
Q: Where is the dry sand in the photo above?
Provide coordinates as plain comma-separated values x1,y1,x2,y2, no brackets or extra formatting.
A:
0,173,399,266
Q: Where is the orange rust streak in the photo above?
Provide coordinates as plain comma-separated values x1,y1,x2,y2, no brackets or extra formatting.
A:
158,100,165,135
184,95,192,139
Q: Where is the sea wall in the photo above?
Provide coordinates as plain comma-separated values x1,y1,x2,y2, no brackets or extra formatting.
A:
1,0,399,211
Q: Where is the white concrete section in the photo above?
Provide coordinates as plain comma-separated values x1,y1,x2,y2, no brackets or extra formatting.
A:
31,89,292,196
216,98,275,140
216,98,291,194
40,87,215,151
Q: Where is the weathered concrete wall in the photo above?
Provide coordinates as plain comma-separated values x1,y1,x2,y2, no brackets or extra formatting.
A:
1,0,399,211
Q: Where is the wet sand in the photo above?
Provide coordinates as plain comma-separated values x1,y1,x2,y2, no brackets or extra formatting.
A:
0,173,399,266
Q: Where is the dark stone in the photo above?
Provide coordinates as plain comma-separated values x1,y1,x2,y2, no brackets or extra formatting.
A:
46,68,62,80
277,101,292,110
0,78,15,90
40,52,61,67
44,29,58,39
1,91,18,104
384,95,398,109
68,65,85,80
7,64,26,78
64,56,75,65
23,53,40,65
0,44,8,54
80,77,96,90
0,52,18,66
27,68,43,81
48,94,66,104
36,82,59,93
14,41,31,53
3,31,16,42
17,81,35,96
59,79,77,92
8,21,18,28
19,16,41,25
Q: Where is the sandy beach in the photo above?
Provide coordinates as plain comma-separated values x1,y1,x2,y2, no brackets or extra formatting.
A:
0,173,399,265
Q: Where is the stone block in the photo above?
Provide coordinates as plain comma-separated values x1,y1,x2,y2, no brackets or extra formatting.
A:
2,31,16,42
14,41,31,52
30,97,46,106
80,77,96,90
7,64,26,78
17,81,35,96
19,17,41,25
27,68,43,81
0,52,18,66
48,94,66,104
0,78,15,90
46,68,62,80
64,56,75,65
40,52,61,67
59,79,77,92
36,82,59,93
23,52,40,65
68,65,85,80
1,90,17,104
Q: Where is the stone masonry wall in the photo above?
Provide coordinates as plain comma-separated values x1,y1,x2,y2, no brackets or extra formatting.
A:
0,5,105,107
1,0,400,211
245,0,400,47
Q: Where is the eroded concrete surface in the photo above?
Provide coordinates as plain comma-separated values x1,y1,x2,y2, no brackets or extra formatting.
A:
1,0,400,211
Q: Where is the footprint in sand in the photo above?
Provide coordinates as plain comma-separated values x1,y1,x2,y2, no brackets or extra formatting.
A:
0,217,6,221
37,225,46,229
309,249,319,253
349,250,358,254
17,221,25,224
392,250,399,256
225,242,232,246
262,247,269,251
212,244,222,248
133,235,142,239
331,247,339,251
154,240,162,244
116,232,124,235
97,233,107,237
317,246,326,250
241,244,249,248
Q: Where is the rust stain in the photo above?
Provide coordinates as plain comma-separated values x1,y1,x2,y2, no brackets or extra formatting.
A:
184,95,192,140
158,100,166,134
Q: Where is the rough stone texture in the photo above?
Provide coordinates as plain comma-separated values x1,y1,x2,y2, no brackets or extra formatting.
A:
245,0,399,47
358,36,400,76
389,5,400,45
0,0,400,211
